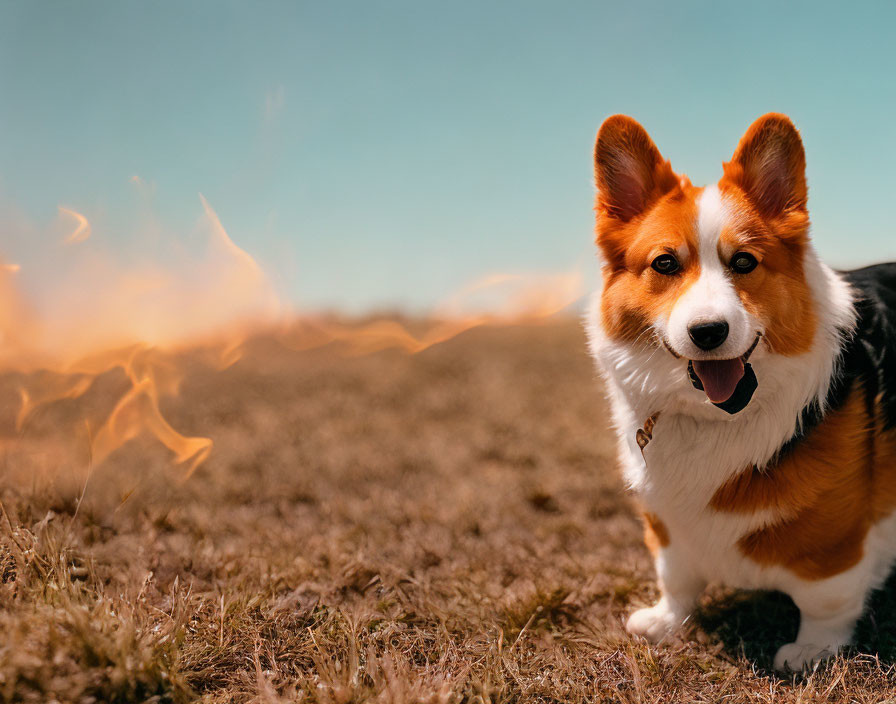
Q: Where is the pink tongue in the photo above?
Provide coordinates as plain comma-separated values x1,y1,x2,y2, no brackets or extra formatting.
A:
692,358,745,403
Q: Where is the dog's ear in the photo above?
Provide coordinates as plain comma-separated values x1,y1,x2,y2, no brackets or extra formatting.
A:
724,113,807,219
594,115,678,222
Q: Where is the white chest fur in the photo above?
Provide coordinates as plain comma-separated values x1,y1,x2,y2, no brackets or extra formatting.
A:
622,410,788,589
584,256,857,591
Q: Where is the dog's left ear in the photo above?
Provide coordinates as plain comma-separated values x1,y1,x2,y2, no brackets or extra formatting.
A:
724,113,807,219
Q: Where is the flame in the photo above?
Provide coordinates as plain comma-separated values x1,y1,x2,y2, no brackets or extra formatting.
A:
89,375,211,477
277,269,584,356
59,206,91,243
199,193,267,284
17,376,94,432
3,194,280,476
1,190,584,484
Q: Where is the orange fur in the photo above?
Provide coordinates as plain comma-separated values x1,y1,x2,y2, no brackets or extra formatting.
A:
718,114,815,356
642,511,670,556
598,188,702,341
709,385,896,580
594,113,816,356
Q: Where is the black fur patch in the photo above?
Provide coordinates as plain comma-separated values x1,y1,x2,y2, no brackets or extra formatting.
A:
778,263,896,457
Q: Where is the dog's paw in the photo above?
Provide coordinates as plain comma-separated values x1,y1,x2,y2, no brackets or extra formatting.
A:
773,642,834,672
625,601,685,642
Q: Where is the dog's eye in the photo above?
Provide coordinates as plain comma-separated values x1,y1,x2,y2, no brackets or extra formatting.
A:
651,254,680,275
730,252,758,274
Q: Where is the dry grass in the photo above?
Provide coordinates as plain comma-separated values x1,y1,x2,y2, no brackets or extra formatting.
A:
1,318,895,702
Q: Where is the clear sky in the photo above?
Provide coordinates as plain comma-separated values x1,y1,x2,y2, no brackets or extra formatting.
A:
2,1,895,311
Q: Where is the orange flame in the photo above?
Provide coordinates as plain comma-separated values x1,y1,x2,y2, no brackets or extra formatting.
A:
2,192,585,483
3,195,279,475
89,375,211,476
277,269,584,356
59,206,91,243
17,376,93,432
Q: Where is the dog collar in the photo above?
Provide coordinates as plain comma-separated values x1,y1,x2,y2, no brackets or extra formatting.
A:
688,361,758,415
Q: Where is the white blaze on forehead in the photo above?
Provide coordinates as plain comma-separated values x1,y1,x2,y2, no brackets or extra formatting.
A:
662,183,754,358
685,185,735,312
696,185,728,260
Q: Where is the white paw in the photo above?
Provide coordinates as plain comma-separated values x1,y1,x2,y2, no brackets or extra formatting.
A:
773,642,835,672
626,600,686,642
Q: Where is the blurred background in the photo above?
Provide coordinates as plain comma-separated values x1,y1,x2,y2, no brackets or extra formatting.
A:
3,0,895,316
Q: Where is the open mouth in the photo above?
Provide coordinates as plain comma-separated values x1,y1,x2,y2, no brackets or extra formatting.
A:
690,357,746,403
686,333,762,414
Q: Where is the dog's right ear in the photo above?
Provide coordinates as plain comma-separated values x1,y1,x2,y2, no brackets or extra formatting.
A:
594,115,678,222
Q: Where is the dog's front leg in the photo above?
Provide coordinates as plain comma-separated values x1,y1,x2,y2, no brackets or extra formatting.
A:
773,575,866,672
626,545,706,642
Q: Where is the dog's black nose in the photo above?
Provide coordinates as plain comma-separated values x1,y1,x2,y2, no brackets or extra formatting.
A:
688,321,729,350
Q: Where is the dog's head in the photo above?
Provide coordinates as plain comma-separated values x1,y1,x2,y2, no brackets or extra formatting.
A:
593,114,817,411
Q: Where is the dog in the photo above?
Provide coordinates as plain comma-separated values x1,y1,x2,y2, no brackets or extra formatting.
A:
585,113,896,671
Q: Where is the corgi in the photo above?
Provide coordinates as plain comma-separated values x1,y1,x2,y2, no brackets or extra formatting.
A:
585,113,896,671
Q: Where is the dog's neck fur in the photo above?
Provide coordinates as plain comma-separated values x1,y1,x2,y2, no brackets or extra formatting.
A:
586,245,857,491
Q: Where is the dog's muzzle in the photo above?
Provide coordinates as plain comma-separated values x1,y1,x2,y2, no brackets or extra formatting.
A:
687,332,762,415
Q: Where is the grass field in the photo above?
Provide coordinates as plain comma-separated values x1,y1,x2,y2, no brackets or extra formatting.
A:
1,318,896,702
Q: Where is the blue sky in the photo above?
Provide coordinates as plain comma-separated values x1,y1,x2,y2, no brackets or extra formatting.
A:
2,1,895,311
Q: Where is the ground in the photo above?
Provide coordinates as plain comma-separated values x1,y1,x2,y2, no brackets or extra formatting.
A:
1,318,895,703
